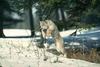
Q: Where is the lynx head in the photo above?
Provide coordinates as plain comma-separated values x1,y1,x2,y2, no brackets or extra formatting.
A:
40,20,56,37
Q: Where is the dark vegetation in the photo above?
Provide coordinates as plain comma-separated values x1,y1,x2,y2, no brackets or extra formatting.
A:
67,48,100,63
47,48,100,63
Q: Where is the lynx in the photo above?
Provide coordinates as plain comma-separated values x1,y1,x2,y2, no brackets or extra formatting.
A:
40,20,67,57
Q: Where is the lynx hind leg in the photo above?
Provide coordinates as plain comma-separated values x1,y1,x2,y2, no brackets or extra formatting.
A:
60,45,67,58
56,38,67,58
63,50,67,58
59,48,67,58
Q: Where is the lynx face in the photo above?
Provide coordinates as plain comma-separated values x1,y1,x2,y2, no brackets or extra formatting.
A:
40,20,55,37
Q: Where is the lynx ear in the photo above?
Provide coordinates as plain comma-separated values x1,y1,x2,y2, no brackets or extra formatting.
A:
44,20,48,24
45,20,55,26
40,21,44,26
45,20,56,30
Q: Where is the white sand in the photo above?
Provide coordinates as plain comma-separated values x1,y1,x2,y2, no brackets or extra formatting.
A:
0,38,100,67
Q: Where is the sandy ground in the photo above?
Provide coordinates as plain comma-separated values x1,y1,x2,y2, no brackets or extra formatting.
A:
0,38,100,67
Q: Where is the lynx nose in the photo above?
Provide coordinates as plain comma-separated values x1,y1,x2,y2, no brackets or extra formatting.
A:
43,29,47,33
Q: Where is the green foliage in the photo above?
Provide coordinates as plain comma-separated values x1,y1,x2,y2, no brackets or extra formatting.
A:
7,0,100,30
8,0,36,11
38,0,96,29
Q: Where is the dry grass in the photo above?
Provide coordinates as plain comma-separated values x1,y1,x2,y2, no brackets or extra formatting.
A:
46,47,100,63
66,48,100,63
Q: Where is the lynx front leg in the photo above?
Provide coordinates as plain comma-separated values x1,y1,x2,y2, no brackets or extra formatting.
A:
42,48,48,61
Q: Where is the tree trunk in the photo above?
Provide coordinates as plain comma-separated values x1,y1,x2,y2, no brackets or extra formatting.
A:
60,7,67,30
28,0,35,37
0,22,5,37
29,7,35,36
0,9,5,37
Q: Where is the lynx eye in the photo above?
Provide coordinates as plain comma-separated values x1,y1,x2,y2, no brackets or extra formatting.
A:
43,29,47,33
